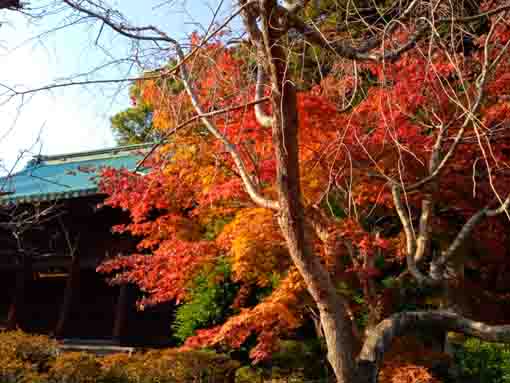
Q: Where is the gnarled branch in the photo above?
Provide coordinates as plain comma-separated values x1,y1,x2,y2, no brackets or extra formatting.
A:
431,193,510,279
357,310,510,382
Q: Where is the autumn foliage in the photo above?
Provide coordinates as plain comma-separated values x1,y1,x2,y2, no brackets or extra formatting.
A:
97,4,510,380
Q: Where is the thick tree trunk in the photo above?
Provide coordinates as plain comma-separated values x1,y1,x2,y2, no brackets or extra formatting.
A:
260,2,358,381
272,92,357,380
55,255,80,337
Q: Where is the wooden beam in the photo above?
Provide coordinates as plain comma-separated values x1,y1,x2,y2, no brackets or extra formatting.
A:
112,284,129,342
55,254,80,337
7,255,32,330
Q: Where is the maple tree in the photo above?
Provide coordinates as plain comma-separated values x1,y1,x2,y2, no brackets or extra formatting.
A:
8,0,510,382
99,15,510,381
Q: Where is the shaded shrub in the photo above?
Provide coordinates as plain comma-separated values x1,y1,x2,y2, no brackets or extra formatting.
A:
235,366,264,383
0,353,46,383
378,336,449,383
234,365,308,383
101,350,172,383
234,339,327,383
148,349,240,382
99,353,133,383
101,348,240,383
269,340,328,381
0,330,58,371
48,352,101,383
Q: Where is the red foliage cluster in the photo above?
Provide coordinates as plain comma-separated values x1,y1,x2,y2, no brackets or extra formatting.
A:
97,20,510,361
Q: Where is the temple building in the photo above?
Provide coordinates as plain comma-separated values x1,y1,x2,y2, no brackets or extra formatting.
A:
0,144,173,347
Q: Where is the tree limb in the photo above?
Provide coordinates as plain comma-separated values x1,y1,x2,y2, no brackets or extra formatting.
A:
358,310,510,382
62,0,278,210
391,185,437,286
431,193,510,279
175,43,279,210
405,19,510,191
284,2,510,63
254,62,274,128
134,96,270,171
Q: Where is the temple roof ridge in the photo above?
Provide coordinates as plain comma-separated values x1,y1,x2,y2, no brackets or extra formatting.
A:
0,143,153,205
29,143,153,166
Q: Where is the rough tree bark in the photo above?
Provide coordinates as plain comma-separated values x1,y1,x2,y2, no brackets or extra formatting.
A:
258,1,358,381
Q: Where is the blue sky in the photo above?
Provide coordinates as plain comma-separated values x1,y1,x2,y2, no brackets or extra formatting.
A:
0,0,235,174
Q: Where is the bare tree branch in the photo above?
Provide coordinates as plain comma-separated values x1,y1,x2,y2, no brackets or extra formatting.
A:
134,96,270,171
254,62,273,127
391,185,437,285
390,16,510,288
404,17,510,191
431,193,510,279
175,42,279,210
285,3,510,63
25,0,278,210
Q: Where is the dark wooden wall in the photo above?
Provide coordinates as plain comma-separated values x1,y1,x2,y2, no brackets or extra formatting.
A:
0,195,174,346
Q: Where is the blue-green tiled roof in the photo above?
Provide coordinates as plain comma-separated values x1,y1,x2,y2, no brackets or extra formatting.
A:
0,143,151,204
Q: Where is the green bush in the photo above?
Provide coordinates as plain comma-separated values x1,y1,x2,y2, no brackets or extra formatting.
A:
455,338,510,383
173,258,239,343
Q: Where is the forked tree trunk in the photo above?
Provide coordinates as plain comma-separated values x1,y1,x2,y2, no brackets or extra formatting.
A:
272,87,358,382
261,2,358,381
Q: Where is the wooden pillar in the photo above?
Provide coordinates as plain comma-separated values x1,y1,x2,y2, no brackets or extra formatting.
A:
113,284,129,342
7,255,32,330
55,255,80,338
